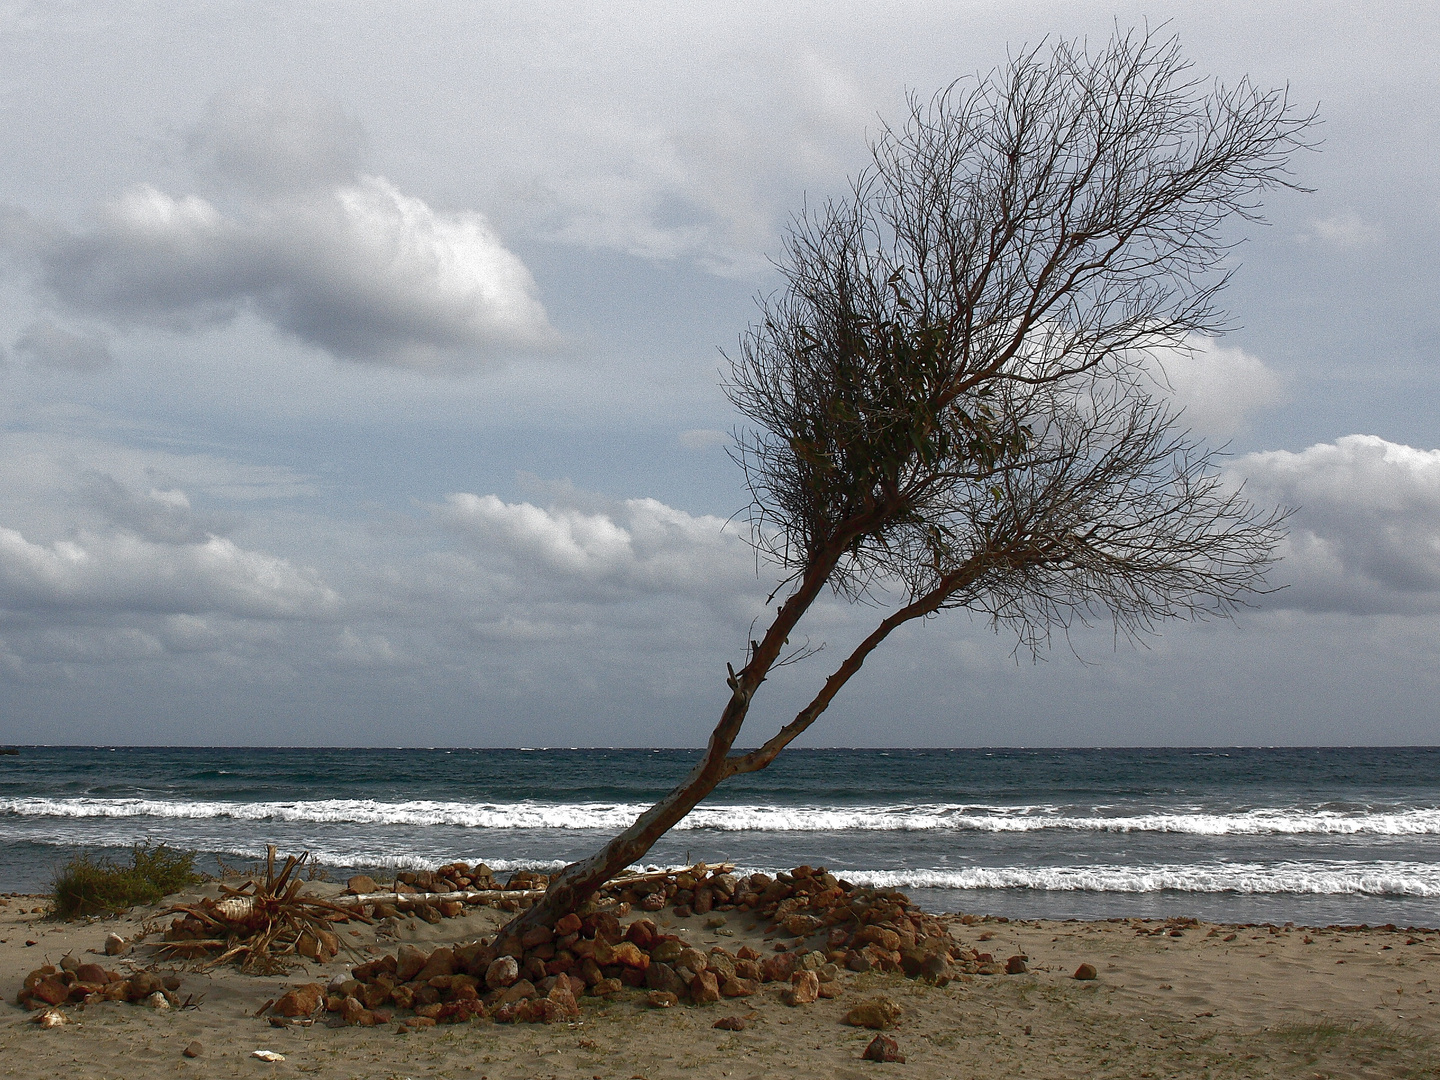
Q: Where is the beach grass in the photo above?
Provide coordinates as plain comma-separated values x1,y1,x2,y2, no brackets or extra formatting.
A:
50,842,202,917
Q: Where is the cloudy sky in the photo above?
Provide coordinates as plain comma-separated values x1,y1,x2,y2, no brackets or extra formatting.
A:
2,1,1438,747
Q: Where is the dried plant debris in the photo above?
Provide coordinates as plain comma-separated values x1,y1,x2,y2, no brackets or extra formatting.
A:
157,847,368,973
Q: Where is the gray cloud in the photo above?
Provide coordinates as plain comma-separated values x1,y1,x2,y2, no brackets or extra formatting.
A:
190,87,367,197
76,472,235,545
14,319,112,372
1236,435,1440,613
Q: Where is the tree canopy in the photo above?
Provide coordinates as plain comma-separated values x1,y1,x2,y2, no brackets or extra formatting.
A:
508,28,1316,931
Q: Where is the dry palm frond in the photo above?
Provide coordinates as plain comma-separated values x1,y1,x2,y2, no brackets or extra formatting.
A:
156,846,370,974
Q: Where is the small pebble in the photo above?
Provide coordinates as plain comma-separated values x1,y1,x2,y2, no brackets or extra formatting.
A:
182,1041,203,1058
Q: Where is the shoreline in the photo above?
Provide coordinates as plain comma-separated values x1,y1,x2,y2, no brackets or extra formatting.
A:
4,874,1439,1079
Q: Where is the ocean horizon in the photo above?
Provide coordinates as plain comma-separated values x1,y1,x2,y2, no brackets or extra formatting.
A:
4,745,1438,928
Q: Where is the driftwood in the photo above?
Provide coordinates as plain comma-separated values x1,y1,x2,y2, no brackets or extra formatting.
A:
344,888,546,905
341,863,734,910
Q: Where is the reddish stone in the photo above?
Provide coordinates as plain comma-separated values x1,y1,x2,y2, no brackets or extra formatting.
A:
625,919,658,951
395,944,429,983
862,1035,906,1062
720,977,759,998
272,983,325,1018
681,969,715,1003
760,953,798,983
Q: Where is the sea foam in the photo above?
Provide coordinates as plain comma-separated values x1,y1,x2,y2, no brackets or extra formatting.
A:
3,798,1439,836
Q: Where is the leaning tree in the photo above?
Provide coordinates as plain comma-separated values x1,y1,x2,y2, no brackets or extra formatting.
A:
506,29,1314,932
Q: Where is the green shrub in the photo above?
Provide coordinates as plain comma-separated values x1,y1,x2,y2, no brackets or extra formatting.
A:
51,843,202,918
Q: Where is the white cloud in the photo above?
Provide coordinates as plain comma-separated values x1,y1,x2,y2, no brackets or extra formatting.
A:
1236,435,1440,614
678,428,728,450
0,526,340,619
1153,337,1283,437
1307,210,1382,249
26,175,555,370
438,492,756,602
4,88,556,371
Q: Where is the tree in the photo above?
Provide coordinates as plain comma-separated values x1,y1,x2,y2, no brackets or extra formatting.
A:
506,28,1315,932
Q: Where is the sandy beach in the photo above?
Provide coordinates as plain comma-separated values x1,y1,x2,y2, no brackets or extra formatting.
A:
2,878,1437,1080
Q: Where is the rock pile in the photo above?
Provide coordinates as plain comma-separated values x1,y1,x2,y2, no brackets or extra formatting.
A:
315,863,1009,1028
16,955,183,1012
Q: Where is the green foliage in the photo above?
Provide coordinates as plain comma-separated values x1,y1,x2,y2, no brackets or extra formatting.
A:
51,843,201,918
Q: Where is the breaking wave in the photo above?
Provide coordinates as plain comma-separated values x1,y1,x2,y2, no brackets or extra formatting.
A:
839,863,1440,897
3,798,1440,836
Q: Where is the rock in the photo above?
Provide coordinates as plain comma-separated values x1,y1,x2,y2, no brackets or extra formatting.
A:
854,926,902,952
145,991,171,1010
346,874,378,894
30,976,70,1007
395,943,429,983
644,962,687,998
786,970,819,1005
33,1008,66,1028
497,978,538,1006
590,977,623,997
415,947,456,981
646,989,679,1008
713,1015,747,1030
438,900,464,918
182,1041,203,1058
625,918,659,951
708,949,736,978
761,952,798,983
862,1034,906,1062
690,970,721,1004
1006,955,1028,974
1073,963,1098,981
103,933,130,957
340,996,367,1025
485,955,520,990
60,953,79,972
679,950,714,979
640,892,666,911
326,970,352,994
607,941,650,969
521,924,554,949
75,963,109,985
845,996,903,1030
783,913,823,937
272,983,325,1018
547,980,581,1021
720,976,759,998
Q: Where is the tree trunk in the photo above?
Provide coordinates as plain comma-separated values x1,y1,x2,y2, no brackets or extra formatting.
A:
501,550,847,935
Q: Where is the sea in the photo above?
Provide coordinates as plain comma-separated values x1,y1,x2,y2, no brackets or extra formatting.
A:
2,746,1438,928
